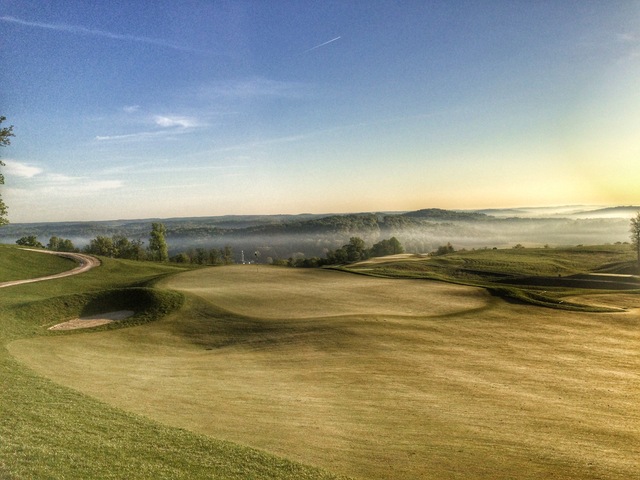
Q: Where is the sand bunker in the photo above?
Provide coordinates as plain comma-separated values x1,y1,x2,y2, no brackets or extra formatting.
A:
48,310,134,330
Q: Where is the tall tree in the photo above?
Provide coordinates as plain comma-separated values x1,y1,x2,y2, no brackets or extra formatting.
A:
0,116,14,226
345,236,368,262
630,212,640,272
148,222,169,262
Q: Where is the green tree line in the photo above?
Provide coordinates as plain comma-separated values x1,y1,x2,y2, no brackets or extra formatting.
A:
284,236,404,267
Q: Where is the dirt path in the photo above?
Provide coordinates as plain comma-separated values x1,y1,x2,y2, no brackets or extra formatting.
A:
0,249,100,289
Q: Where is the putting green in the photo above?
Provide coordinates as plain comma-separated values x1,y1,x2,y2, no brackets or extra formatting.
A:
9,266,640,479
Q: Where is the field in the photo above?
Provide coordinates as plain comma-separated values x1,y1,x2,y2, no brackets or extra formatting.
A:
3,246,640,479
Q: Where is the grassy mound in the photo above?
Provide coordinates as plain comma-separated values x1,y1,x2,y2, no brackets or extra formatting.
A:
15,287,185,332
0,244,76,282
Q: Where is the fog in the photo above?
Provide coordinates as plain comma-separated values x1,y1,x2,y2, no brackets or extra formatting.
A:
1,209,633,262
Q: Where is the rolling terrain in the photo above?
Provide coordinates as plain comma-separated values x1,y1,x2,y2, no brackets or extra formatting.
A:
0,247,345,479
6,255,640,479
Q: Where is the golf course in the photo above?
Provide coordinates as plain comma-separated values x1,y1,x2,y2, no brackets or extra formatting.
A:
2,245,639,479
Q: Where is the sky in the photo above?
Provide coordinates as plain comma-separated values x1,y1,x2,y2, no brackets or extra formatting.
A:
1,1,640,222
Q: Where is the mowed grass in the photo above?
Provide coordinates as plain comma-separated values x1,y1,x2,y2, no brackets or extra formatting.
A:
349,244,636,281
9,265,640,479
0,244,76,282
0,252,347,480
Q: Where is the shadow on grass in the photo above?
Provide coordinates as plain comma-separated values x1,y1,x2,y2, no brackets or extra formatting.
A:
16,287,184,334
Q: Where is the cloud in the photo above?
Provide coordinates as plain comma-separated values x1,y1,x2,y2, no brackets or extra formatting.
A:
95,132,159,141
123,105,140,113
35,177,123,198
3,160,43,178
153,115,199,128
4,160,123,199
96,113,202,141
0,15,198,52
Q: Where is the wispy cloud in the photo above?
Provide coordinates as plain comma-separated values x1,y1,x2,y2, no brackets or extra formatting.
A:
3,160,43,178
0,15,198,52
96,113,202,141
95,131,161,142
5,163,124,206
303,36,342,53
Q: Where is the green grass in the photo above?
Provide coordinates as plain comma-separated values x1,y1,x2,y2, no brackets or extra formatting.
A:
0,249,348,480
344,244,638,311
0,244,76,282
350,244,636,280
8,263,640,479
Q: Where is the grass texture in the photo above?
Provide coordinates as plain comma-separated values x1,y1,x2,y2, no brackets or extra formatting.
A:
0,251,347,480
0,245,75,282
8,263,640,479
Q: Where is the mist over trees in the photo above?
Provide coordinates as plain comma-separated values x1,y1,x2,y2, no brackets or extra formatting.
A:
630,212,640,272
284,236,404,268
1,208,637,263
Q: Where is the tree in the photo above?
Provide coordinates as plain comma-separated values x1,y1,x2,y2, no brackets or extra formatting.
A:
148,223,169,262
47,236,62,251
47,236,77,252
369,236,404,258
345,237,368,262
208,248,221,265
112,235,146,260
630,212,640,272
16,236,44,248
0,116,14,226
172,252,191,263
84,236,115,257
434,242,455,256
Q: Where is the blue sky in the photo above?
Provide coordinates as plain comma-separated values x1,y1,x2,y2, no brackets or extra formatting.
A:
1,1,640,222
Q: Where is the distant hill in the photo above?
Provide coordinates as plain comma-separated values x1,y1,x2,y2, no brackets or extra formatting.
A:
402,208,490,221
474,205,640,219
561,206,640,219
0,206,634,260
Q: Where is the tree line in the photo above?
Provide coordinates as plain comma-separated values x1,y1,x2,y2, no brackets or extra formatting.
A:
17,231,403,267
15,223,170,261
282,236,404,268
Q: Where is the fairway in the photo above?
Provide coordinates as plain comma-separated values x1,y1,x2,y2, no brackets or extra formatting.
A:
9,265,640,479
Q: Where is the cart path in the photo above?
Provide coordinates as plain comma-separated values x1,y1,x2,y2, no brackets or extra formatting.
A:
0,249,100,289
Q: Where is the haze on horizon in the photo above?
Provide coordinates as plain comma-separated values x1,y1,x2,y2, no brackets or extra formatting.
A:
1,1,640,223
